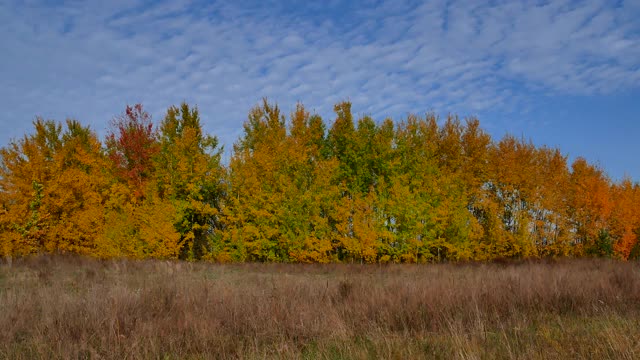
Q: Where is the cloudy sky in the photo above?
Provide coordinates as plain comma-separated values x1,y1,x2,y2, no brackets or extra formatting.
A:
1,0,639,180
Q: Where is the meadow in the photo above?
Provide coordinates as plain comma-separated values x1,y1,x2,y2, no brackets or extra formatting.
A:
1,256,639,359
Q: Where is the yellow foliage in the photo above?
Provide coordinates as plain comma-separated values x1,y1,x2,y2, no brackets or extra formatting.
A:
1,101,637,263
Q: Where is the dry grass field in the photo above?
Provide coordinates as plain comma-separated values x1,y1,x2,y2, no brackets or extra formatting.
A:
1,256,640,359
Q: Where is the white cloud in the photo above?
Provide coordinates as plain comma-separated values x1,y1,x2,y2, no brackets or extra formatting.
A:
0,0,638,155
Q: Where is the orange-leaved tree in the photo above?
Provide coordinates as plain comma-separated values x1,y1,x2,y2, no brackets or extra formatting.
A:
568,158,613,256
609,179,640,259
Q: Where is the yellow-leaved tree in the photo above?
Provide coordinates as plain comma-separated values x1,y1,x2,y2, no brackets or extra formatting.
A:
155,102,224,260
101,105,182,259
219,100,341,262
0,119,107,256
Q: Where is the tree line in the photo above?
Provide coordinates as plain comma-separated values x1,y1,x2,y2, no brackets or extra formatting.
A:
1,100,639,262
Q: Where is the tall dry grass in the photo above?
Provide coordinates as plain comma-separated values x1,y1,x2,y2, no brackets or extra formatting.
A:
1,256,639,359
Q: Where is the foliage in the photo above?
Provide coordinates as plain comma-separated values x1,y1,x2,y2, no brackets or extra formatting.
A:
105,104,158,200
0,119,107,256
1,100,638,261
155,102,223,260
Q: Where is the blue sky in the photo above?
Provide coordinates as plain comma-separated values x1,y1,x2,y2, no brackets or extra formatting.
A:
1,0,639,180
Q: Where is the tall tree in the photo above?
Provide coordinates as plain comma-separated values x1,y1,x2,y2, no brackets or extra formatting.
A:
383,115,445,262
102,104,183,259
105,104,159,200
529,147,572,256
0,119,107,256
155,102,224,260
609,179,640,259
328,101,358,195
220,101,341,262
568,158,612,256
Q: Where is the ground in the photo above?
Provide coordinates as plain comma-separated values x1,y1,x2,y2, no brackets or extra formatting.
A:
1,256,639,359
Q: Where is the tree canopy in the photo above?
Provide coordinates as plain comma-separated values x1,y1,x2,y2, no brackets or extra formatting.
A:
1,100,638,262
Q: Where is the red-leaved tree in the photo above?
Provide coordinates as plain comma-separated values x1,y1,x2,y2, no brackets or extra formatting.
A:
106,104,159,199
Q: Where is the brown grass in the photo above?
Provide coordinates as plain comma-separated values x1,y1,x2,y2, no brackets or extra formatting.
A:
1,256,640,359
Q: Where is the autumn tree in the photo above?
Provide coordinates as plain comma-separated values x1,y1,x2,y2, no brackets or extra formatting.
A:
105,104,159,200
327,102,358,195
532,148,572,255
219,100,341,262
382,114,449,262
155,102,224,260
568,158,612,256
325,103,396,262
102,104,182,259
609,179,640,259
220,100,288,261
279,105,340,262
0,119,107,256
477,136,542,258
